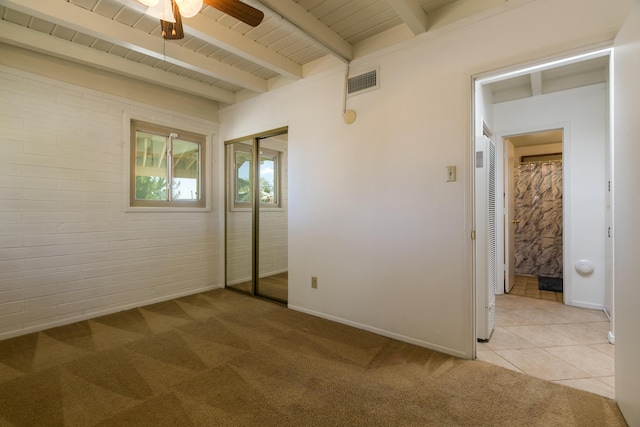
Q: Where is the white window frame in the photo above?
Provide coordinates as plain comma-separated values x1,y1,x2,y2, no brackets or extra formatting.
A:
232,144,281,209
258,147,280,207
125,117,213,212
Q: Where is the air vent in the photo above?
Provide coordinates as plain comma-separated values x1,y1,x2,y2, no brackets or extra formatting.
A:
347,67,379,96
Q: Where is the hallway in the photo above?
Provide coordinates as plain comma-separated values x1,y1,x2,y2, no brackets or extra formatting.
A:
477,290,614,398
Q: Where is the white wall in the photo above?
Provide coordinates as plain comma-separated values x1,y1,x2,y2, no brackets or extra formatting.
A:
0,64,223,339
613,1,640,423
476,82,494,135
494,84,607,309
0,44,219,122
221,0,631,358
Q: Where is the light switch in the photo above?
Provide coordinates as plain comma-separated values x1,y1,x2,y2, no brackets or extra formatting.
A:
446,166,456,182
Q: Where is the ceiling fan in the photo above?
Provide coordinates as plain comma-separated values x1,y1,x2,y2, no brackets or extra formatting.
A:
136,0,264,40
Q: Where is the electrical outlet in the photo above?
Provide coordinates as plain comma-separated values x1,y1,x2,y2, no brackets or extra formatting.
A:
311,276,318,289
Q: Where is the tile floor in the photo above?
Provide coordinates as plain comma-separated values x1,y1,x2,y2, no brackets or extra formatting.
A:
477,275,615,399
507,274,564,302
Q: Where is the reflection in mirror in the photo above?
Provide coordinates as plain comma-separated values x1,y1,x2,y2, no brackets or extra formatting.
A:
234,146,253,207
224,131,288,303
257,135,288,302
225,140,254,295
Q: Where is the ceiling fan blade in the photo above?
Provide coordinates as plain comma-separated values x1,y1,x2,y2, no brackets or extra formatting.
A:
203,0,264,27
161,0,184,39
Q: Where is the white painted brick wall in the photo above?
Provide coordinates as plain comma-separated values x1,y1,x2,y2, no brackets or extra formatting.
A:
0,65,222,339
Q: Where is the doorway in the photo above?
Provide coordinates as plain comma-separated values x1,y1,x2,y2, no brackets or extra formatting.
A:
473,48,613,348
224,127,288,304
504,130,564,299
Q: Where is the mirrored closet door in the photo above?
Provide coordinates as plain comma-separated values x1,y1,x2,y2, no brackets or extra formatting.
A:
224,128,288,303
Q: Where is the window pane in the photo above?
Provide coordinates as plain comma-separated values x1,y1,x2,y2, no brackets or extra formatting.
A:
260,156,276,204
135,131,168,200
172,139,200,200
235,150,252,203
130,120,206,208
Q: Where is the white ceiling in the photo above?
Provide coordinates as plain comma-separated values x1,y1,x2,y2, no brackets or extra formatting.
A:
490,55,609,104
0,0,609,106
507,129,563,147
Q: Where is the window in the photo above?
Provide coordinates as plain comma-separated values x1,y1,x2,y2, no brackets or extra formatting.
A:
233,144,280,208
259,150,278,205
130,120,206,208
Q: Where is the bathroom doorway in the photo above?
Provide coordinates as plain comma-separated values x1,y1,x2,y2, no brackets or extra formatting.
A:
504,130,564,299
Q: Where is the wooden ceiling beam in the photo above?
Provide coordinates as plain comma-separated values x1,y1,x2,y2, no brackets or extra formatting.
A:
530,71,543,96
0,0,267,93
107,0,302,80
0,20,237,103
257,0,353,62
387,0,428,35
186,13,303,80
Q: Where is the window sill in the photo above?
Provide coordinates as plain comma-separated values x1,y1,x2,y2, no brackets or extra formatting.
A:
125,205,212,213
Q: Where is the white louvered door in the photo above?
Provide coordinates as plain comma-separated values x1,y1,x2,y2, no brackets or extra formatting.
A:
487,137,497,336
475,135,497,341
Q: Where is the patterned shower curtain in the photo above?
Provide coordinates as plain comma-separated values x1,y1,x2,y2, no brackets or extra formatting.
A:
513,161,563,278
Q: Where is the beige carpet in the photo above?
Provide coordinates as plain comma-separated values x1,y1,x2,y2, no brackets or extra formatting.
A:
0,289,627,426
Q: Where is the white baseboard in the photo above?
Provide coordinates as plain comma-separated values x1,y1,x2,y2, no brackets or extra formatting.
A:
569,301,605,311
0,283,224,341
287,304,470,360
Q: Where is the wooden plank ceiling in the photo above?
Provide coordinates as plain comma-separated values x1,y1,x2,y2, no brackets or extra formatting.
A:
0,0,608,105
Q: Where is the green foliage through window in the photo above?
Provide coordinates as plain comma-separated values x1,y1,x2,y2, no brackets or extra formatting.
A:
130,120,206,208
135,176,168,200
233,145,279,207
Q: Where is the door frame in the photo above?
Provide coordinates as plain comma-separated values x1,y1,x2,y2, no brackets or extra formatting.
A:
224,126,289,304
498,127,568,303
471,47,613,354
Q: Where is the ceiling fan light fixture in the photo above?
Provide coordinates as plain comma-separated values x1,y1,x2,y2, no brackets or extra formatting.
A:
146,0,176,23
137,0,159,6
175,0,203,18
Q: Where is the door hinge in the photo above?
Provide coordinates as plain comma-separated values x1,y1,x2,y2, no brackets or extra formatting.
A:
471,230,476,240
